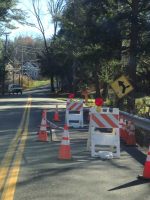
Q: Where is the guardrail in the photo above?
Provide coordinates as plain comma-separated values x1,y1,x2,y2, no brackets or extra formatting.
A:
120,111,150,131
84,106,150,131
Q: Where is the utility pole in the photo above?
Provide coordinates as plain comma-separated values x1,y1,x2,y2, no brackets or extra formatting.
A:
12,70,14,84
21,46,23,86
1,33,9,95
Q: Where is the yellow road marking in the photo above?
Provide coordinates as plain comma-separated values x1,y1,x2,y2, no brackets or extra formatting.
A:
1,101,31,200
0,97,31,193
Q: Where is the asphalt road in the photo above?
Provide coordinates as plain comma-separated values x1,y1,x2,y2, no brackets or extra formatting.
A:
0,85,149,200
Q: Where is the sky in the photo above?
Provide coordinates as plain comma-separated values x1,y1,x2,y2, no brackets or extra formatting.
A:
9,0,54,40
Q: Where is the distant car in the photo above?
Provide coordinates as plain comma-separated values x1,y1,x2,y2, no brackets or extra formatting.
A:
8,84,23,95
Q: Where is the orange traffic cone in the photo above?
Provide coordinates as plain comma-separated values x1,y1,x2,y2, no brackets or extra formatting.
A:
126,121,136,146
58,124,72,160
37,113,49,142
123,120,129,143
120,118,128,142
119,115,124,139
138,146,150,180
42,109,47,118
53,104,60,122
41,109,49,128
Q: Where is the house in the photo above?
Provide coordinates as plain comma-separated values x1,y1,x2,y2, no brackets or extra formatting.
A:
22,62,40,80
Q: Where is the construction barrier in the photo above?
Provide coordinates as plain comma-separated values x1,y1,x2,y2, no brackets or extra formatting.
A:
119,115,136,146
88,107,120,158
65,99,83,128
87,107,118,150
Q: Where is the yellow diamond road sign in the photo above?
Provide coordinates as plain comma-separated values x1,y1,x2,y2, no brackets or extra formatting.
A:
110,75,134,98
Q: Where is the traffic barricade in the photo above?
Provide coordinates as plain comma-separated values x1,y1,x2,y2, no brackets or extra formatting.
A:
65,99,83,128
88,107,120,158
87,107,117,150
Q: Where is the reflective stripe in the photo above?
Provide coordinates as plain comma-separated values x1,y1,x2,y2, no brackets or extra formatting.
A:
91,113,119,128
147,147,150,161
101,114,118,128
40,126,47,131
41,118,47,125
146,155,150,162
76,104,83,111
92,114,105,127
69,102,78,110
61,140,70,145
40,118,47,131
119,118,124,125
66,100,83,111
63,130,69,137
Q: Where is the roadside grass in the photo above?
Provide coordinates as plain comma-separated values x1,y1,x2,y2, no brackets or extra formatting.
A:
23,79,50,89
22,79,149,118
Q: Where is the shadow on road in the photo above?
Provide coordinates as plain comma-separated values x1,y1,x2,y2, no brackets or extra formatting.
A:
121,143,147,165
108,179,150,191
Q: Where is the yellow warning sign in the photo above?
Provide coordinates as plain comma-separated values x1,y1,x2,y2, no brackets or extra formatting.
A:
110,75,133,98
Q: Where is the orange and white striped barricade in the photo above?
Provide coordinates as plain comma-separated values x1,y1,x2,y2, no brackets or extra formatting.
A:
65,99,83,128
89,107,120,158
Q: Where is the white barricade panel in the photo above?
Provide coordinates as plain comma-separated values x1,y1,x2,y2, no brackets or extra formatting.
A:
91,128,120,158
65,99,83,128
88,107,120,158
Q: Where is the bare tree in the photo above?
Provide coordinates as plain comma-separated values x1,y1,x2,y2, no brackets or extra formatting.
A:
30,0,65,92
30,0,55,90
31,0,49,53
47,0,65,38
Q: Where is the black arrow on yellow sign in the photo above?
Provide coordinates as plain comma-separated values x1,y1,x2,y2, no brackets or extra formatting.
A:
118,81,130,94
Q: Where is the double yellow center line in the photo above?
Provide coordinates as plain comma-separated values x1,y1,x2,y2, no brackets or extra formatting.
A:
0,97,32,200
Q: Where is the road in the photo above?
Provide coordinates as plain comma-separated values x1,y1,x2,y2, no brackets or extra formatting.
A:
0,85,149,200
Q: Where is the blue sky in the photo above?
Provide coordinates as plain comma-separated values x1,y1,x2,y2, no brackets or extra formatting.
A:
10,0,54,40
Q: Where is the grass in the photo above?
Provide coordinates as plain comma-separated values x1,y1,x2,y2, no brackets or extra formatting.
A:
22,78,150,117
23,79,50,89
29,79,50,88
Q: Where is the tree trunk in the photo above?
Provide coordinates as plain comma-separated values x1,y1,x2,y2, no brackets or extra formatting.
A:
93,64,101,98
50,74,55,92
127,0,139,113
